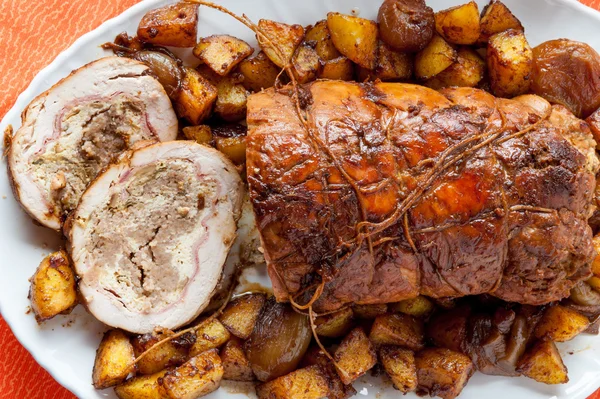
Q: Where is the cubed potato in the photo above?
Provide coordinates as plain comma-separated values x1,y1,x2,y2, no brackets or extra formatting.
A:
132,330,192,375
182,125,213,146
305,20,341,61
334,327,377,385
327,12,378,70
390,295,435,318
425,47,486,89
256,365,330,399
380,346,417,394
93,329,136,389
592,235,600,276
369,313,424,351
318,57,355,81
137,3,198,47
415,34,458,80
588,276,600,291
174,67,217,125
358,41,413,82
487,29,533,98
352,303,388,319
426,306,471,352
159,349,223,399
189,318,231,357
214,135,247,165
534,305,590,342
314,307,354,338
257,19,305,68
415,348,474,399
479,0,524,45
435,1,480,45
193,35,253,76
115,369,170,399
197,65,249,123
299,347,357,399
219,293,266,339
29,250,77,322
517,340,569,384
292,44,321,84
221,337,255,381
237,51,281,92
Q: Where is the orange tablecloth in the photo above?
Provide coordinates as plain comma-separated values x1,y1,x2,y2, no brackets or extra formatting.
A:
2,0,600,398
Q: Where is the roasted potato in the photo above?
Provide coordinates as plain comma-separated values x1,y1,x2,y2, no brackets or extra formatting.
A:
159,349,223,399
358,41,413,82
132,330,193,375
299,347,357,399
93,329,136,389
588,276,600,291
352,303,388,319
257,19,305,68
219,293,266,339
174,67,217,125
114,369,169,399
379,346,417,394
425,47,485,89
435,1,480,45
390,295,435,318
426,306,471,352
197,65,249,123
334,327,377,385
534,305,590,342
237,51,281,92
517,340,569,384
214,134,246,165
415,348,474,399
305,20,341,61
318,57,355,81
193,35,253,76
137,3,198,47
182,125,212,145
292,44,321,84
327,12,378,70
487,29,533,98
370,313,424,351
314,307,354,338
255,365,330,399
478,0,524,45
221,337,255,382
29,250,77,322
415,34,457,80
189,318,231,357
378,0,435,53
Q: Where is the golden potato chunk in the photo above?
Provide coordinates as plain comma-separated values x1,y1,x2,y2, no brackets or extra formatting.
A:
114,369,169,399
221,337,255,381
390,295,435,318
93,329,136,389
314,307,354,338
534,305,590,342
487,29,533,98
517,340,569,384
132,330,192,375
189,318,231,357
327,12,378,70
358,41,413,82
299,347,357,399
29,250,77,322
592,235,600,276
292,44,321,84
159,349,223,399
479,0,524,44
182,125,212,146
334,327,377,385
197,65,249,123
435,1,480,45
305,20,341,61
352,303,388,319
193,35,253,76
415,34,458,80
137,3,198,47
219,293,266,339
415,348,474,399
255,365,330,399
214,135,246,165
257,19,305,68
425,47,485,89
369,313,425,351
318,57,355,81
174,67,217,125
237,51,281,92
380,346,417,394
588,276,600,291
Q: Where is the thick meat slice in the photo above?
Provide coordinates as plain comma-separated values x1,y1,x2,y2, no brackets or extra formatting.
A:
67,141,243,333
246,81,598,312
8,56,178,230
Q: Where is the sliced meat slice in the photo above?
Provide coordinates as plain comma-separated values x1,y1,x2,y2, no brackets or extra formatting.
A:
67,141,244,333
8,56,178,230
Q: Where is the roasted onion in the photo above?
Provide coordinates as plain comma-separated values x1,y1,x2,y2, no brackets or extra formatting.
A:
132,50,183,99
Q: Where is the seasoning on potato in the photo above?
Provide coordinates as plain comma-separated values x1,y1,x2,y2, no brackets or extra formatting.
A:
487,28,533,98
137,2,198,47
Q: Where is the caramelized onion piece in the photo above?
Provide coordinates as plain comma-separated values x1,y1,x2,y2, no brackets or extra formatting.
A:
497,315,529,374
132,50,183,99
378,0,435,53
570,282,600,307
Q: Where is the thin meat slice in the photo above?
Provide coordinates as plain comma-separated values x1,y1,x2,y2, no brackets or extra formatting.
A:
67,141,243,333
8,56,178,230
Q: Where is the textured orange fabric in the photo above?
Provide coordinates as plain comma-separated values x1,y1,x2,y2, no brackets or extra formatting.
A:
0,0,600,398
